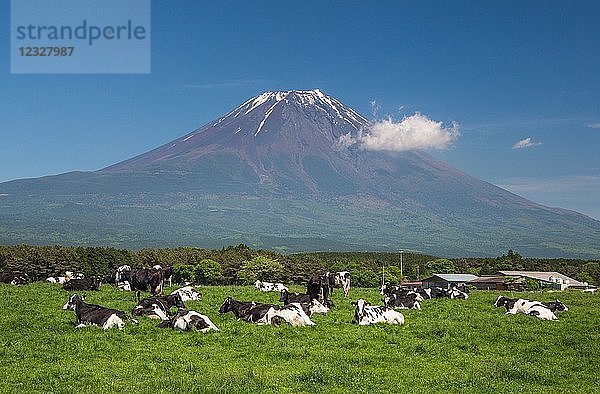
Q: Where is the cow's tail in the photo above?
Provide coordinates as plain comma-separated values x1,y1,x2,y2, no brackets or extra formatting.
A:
136,290,141,303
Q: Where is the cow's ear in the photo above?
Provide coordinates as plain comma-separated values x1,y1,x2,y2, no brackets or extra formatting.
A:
350,301,357,306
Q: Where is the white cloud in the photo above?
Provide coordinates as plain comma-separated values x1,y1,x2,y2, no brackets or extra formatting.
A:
512,137,542,149
341,113,459,152
369,100,381,118
586,123,600,129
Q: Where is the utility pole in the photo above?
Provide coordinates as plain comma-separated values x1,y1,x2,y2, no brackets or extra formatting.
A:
399,250,404,284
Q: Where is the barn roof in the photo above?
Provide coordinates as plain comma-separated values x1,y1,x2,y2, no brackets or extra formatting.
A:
468,275,505,284
497,271,587,287
427,273,479,282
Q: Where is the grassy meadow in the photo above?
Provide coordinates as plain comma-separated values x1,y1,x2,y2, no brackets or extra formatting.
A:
0,283,599,393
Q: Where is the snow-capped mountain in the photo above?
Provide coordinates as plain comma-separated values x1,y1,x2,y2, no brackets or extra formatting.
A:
1,90,599,257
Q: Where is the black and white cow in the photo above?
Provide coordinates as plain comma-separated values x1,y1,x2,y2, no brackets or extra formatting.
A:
493,296,537,314
279,289,311,305
306,299,330,316
384,293,421,310
0,272,28,285
170,286,202,302
307,273,334,305
62,277,102,291
493,295,566,317
156,309,219,332
63,294,136,330
153,265,173,288
525,305,559,320
47,271,75,284
258,303,316,327
218,296,312,326
543,299,568,313
380,285,425,302
332,271,351,297
446,286,469,300
132,293,186,319
255,280,288,292
415,287,432,300
218,297,267,322
113,265,132,291
352,299,405,326
129,268,165,295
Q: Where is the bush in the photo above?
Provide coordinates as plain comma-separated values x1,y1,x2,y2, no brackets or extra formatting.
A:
194,259,221,285
351,267,380,288
522,278,540,291
173,264,196,284
238,256,284,284
172,259,222,285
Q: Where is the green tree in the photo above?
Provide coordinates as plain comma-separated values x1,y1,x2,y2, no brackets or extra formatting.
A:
424,258,456,275
351,267,380,288
238,256,284,284
172,264,196,284
194,259,222,285
522,278,540,291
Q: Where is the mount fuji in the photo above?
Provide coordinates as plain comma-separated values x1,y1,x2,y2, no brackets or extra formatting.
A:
1,89,598,257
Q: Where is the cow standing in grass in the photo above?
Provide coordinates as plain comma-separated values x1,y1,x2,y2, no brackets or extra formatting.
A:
307,273,334,306
332,271,351,297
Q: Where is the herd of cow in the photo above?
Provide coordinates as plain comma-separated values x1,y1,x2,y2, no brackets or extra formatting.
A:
2,265,572,331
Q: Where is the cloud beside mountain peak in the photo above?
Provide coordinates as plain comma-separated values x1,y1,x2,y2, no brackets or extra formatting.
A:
339,113,460,152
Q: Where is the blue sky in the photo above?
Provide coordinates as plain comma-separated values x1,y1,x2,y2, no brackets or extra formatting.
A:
1,1,599,218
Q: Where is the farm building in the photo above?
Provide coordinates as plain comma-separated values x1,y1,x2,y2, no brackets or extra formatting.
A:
468,275,525,291
400,281,423,287
421,273,479,289
497,270,591,290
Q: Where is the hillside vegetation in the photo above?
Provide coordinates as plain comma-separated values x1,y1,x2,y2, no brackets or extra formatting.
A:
1,245,599,287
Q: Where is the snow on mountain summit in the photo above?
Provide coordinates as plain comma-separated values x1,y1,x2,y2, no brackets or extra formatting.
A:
213,89,369,136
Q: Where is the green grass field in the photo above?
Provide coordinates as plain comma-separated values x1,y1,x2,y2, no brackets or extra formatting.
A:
0,283,599,393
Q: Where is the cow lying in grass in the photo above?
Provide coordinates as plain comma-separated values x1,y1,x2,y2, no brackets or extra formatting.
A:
132,293,186,319
352,299,404,326
279,290,329,316
62,277,102,291
171,286,202,302
63,294,136,330
156,309,219,332
384,293,421,310
493,295,567,320
255,280,288,292
218,297,315,327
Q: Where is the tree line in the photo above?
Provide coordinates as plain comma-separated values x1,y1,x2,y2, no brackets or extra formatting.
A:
1,244,598,287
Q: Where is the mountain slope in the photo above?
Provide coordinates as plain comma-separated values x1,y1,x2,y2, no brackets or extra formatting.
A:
1,89,599,257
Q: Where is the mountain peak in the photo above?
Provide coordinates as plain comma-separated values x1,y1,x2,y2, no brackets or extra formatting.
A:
215,89,368,136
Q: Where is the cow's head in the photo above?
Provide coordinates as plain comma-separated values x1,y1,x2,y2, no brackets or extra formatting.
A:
553,299,568,312
170,293,186,309
218,297,233,313
351,299,369,323
493,295,505,308
63,293,82,310
279,289,288,303
383,295,393,306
